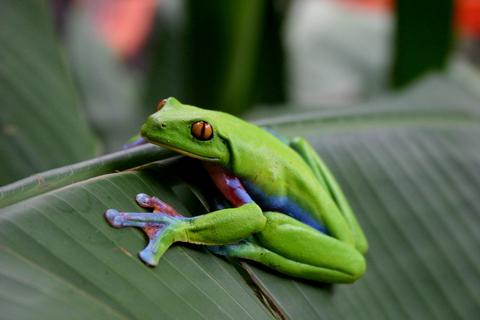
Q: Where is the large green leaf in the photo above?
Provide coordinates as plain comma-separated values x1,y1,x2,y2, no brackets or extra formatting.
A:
1,77,480,319
0,0,98,185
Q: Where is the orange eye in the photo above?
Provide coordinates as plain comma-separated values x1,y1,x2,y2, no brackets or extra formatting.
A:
191,121,213,141
156,99,167,111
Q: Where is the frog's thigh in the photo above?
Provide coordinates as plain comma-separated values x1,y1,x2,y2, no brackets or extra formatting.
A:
254,212,365,283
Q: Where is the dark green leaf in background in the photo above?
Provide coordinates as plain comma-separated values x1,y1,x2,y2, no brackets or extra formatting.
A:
144,0,286,115
391,0,454,88
142,2,187,114
0,0,98,185
184,0,267,114
1,77,479,319
144,0,288,114
250,0,287,105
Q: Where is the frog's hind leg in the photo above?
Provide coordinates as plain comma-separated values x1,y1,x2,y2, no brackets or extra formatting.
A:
212,211,365,283
106,196,266,266
289,137,368,254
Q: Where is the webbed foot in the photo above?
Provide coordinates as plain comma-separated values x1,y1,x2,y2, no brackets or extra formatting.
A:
105,194,188,266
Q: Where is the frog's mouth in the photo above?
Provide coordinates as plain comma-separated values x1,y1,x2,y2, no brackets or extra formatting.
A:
147,140,221,162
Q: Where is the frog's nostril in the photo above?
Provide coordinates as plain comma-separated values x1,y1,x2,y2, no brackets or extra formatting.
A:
160,122,167,128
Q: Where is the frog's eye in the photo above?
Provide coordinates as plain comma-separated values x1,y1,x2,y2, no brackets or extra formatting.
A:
156,99,167,111
191,121,213,141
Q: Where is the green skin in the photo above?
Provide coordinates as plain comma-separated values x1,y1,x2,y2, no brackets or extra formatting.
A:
106,97,368,283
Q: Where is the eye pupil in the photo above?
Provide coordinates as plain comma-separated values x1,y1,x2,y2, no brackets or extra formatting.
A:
191,121,213,140
156,99,167,111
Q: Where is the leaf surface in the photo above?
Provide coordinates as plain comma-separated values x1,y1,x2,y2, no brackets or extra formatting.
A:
1,77,480,319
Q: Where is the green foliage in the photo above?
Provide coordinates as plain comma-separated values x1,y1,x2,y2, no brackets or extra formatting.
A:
0,0,98,185
391,0,454,87
1,78,480,319
144,0,286,115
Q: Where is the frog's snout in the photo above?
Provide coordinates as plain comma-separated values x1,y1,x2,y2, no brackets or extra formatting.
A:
141,115,162,138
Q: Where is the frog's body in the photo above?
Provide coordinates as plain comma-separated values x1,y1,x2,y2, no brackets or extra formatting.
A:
211,118,330,232
106,98,368,283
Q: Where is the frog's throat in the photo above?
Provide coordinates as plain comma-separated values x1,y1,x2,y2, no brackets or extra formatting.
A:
147,140,221,162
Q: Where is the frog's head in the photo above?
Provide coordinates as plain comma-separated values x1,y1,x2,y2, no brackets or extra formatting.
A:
141,97,231,165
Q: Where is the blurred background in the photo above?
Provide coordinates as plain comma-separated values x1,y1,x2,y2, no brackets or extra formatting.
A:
1,0,480,184
51,0,480,143
1,2,480,318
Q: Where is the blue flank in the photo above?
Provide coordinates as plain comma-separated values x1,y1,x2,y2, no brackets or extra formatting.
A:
241,180,328,234
261,127,290,145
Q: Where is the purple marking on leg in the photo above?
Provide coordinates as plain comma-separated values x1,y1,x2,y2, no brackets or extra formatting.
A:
123,136,148,150
203,162,253,207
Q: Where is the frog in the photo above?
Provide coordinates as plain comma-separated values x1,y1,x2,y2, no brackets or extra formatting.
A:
105,97,368,283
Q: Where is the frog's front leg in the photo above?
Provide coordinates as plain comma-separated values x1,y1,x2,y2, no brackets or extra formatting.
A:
105,201,266,266
215,212,366,283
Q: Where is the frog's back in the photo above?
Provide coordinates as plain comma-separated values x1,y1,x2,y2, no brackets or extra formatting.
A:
223,119,338,232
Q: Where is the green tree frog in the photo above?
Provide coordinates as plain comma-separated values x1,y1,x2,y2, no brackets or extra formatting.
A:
106,97,368,283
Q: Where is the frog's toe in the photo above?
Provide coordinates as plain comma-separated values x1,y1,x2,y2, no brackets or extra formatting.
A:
138,226,178,266
136,193,180,216
105,209,123,228
139,248,158,266
135,193,152,208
